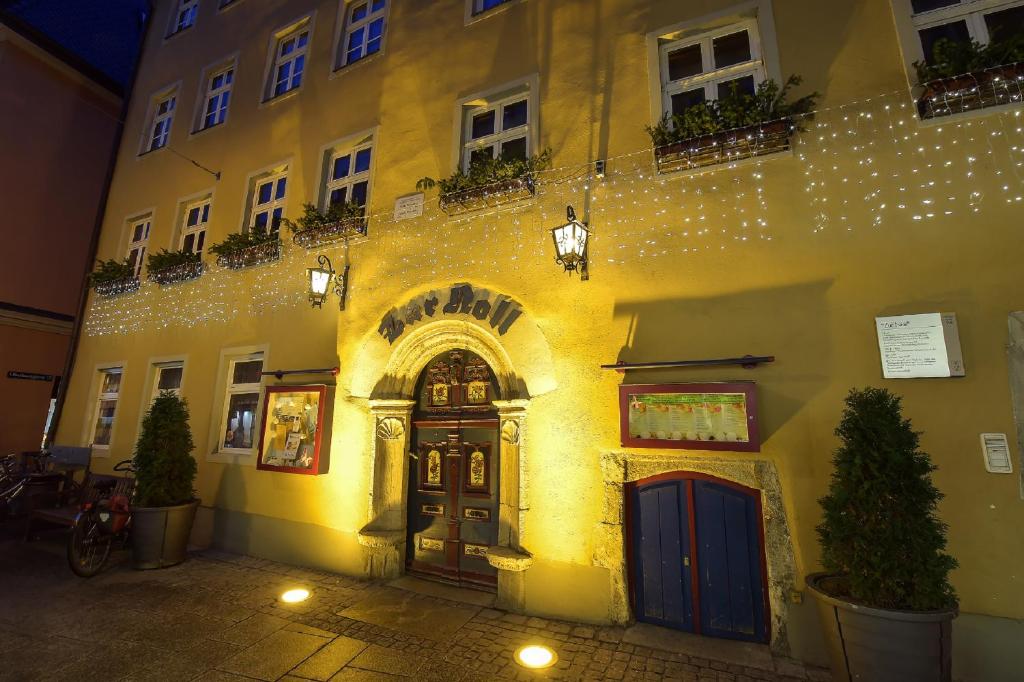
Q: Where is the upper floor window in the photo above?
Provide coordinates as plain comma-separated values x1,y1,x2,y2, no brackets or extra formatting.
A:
126,216,151,278
92,368,122,448
170,0,199,35
462,94,529,170
151,362,184,401
249,170,288,235
909,1,1024,65
144,92,176,153
324,141,373,212
180,198,210,255
201,66,234,129
268,24,310,99
339,0,386,67
659,21,764,119
471,0,514,17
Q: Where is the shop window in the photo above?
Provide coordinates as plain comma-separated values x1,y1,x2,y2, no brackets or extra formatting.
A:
246,169,288,235
126,215,151,278
338,0,387,68
179,198,210,255
220,354,264,452
169,0,198,36
91,368,122,448
266,20,311,100
905,0,1024,65
142,90,177,153
151,362,184,400
323,138,373,213
462,94,530,171
658,20,765,119
198,64,234,130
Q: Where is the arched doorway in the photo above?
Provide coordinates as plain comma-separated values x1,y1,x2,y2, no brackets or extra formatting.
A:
626,472,770,643
405,349,501,589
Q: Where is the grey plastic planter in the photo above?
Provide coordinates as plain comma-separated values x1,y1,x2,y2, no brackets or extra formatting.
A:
806,573,956,682
131,499,199,569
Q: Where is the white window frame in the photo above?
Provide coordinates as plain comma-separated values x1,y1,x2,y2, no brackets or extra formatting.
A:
265,19,312,101
151,361,185,401
337,0,388,68
902,0,1024,61
126,215,151,278
169,0,199,35
323,137,374,213
218,352,265,456
200,65,234,130
461,93,531,171
248,169,288,235
143,89,178,153
90,367,123,450
179,197,211,255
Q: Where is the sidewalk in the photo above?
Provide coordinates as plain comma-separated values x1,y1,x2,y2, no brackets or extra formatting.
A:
0,523,829,682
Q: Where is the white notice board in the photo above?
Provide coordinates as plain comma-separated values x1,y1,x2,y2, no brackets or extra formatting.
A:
875,313,965,378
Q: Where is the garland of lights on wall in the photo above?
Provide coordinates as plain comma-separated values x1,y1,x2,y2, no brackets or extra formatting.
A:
84,87,1024,338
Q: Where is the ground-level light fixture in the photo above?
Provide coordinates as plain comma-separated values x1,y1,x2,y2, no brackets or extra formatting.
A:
551,205,589,280
307,255,350,311
514,644,558,669
279,588,311,603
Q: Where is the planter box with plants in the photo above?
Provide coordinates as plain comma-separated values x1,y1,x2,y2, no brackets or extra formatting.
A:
131,392,199,570
89,258,140,297
915,37,1024,120
647,76,818,174
417,148,551,215
209,226,282,270
285,202,367,249
146,249,203,286
808,388,958,682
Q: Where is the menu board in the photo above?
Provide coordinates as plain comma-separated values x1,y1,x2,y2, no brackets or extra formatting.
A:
256,385,327,474
619,383,759,452
875,313,965,378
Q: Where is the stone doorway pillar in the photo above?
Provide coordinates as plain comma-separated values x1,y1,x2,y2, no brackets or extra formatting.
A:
488,399,533,611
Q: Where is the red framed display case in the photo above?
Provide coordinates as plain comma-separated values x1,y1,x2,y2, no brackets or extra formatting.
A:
618,382,760,452
256,385,327,474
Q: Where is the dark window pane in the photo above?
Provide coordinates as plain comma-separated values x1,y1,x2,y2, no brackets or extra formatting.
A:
158,366,183,390
257,181,273,204
471,110,496,139
918,21,970,64
502,100,528,129
197,232,205,252
985,6,1024,44
253,212,268,230
667,43,703,81
271,207,283,231
202,204,210,222
351,181,368,206
354,148,372,173
333,155,351,179
352,3,368,21
233,359,263,385
330,187,348,205
280,37,295,57
275,177,287,199
297,32,309,48
911,0,959,13
101,371,122,394
372,0,385,12
133,224,144,241
670,88,706,116
183,233,195,253
369,17,383,40
187,207,200,226
348,26,365,52
717,75,756,100
470,146,494,166
501,137,527,160
224,392,259,449
713,30,751,68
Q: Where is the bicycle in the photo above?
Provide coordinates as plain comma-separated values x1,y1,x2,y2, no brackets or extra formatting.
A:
0,452,58,520
67,459,134,577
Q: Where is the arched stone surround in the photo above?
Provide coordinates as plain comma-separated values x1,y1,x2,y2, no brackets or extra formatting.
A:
597,451,797,655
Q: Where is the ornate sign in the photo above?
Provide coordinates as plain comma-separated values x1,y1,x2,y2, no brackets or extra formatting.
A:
378,283,523,345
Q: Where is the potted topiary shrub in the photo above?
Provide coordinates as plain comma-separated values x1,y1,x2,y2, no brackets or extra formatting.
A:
807,388,958,681
131,392,199,569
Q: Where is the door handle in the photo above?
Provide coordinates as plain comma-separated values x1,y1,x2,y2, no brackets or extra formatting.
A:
683,556,690,568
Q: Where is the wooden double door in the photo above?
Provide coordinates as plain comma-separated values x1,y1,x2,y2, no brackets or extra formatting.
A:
628,474,769,643
406,419,499,589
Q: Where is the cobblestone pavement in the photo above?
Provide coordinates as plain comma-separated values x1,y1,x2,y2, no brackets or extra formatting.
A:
0,523,830,682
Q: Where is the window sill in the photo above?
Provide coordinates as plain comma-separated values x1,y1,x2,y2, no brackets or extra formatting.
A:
137,145,169,159
465,0,527,26
330,50,383,80
164,25,194,43
259,87,302,110
190,119,229,140
208,449,256,465
218,0,246,14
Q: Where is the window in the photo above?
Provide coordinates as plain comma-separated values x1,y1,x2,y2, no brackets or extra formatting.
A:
659,21,764,119
462,95,529,170
145,92,176,152
908,1,1024,64
170,0,198,35
249,171,288,235
126,216,151,278
471,0,514,16
221,354,264,451
92,369,122,447
268,25,310,99
324,142,372,213
340,0,386,67
152,362,184,400
200,66,233,129
180,199,210,255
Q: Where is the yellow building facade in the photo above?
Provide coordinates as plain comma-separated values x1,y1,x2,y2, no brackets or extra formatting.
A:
58,0,1024,676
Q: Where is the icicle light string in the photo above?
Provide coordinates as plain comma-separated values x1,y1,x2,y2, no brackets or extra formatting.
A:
84,87,1024,336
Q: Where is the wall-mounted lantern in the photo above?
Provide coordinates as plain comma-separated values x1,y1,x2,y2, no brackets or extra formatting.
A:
307,255,349,311
551,205,589,280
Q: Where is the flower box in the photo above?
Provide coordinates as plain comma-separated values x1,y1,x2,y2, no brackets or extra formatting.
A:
215,239,282,270
917,62,1024,120
438,176,535,215
653,119,793,174
93,276,140,298
147,260,203,286
292,217,367,249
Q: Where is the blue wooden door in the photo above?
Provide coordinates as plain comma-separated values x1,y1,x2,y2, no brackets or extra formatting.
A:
693,480,767,642
631,481,694,631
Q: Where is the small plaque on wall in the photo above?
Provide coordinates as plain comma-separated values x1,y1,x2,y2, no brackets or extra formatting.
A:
618,382,759,452
875,313,965,378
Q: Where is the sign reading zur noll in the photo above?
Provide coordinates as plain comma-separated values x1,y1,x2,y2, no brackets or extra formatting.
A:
379,283,523,345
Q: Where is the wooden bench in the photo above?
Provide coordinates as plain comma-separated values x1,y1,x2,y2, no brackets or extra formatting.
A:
25,472,135,540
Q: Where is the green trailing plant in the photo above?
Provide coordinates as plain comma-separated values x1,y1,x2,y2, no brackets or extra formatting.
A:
133,392,197,508
281,202,365,234
416,148,552,196
645,75,819,147
915,34,1024,84
89,258,135,285
207,225,280,257
816,388,957,611
147,248,200,272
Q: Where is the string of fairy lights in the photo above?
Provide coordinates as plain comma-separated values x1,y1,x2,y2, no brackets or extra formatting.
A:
84,83,1024,337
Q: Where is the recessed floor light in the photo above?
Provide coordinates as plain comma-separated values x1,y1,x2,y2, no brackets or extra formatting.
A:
280,588,310,603
514,644,557,669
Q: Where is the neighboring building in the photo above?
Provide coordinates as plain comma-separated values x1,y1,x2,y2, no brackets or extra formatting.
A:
56,0,1023,678
0,0,147,453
